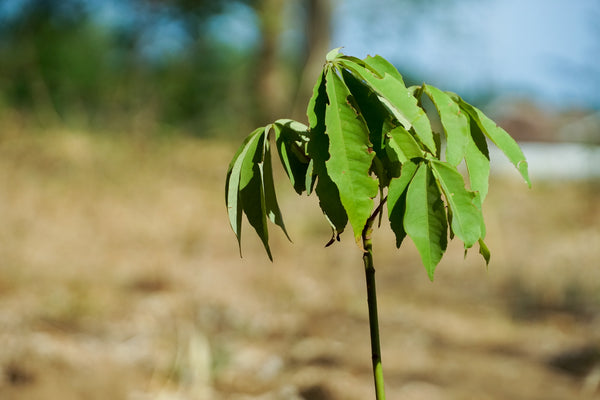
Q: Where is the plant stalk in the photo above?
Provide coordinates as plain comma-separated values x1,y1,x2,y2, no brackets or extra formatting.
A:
362,200,386,399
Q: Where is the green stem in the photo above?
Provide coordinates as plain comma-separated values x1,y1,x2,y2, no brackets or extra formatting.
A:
362,198,386,399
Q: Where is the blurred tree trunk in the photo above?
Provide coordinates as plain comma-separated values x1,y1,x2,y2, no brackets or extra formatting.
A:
255,0,289,124
255,0,332,125
292,0,332,121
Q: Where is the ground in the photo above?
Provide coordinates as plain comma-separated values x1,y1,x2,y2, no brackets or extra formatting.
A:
0,129,598,399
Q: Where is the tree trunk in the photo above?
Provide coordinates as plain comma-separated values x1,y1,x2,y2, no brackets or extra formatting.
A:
255,0,289,124
292,0,332,121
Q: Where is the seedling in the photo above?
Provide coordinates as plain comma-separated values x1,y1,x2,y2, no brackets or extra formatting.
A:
225,48,530,399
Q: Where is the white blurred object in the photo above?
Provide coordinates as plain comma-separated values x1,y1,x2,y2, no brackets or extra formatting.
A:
490,142,600,181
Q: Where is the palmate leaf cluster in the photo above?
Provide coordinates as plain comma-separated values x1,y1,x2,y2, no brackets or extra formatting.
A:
226,48,530,280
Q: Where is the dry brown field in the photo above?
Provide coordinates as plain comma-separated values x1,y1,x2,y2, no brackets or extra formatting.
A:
0,129,598,399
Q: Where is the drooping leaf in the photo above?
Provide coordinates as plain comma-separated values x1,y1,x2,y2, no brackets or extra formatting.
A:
423,84,469,166
388,161,419,248
307,70,326,134
324,66,378,241
225,127,265,255
404,163,448,280
339,59,437,154
452,94,531,187
430,160,483,248
478,238,491,266
273,119,310,194
341,68,398,186
305,159,315,195
238,129,272,260
262,127,292,242
307,66,348,238
464,113,491,206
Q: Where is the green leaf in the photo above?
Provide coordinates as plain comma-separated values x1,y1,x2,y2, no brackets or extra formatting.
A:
225,127,265,255
238,129,272,260
385,125,425,164
404,163,448,280
430,160,483,248
452,95,531,187
478,238,491,266
307,66,348,238
324,67,379,242
307,70,326,133
423,84,469,166
464,114,490,206
363,55,405,85
388,161,419,248
273,119,310,194
341,68,398,186
225,124,293,260
339,59,437,154
262,127,291,242
326,47,344,62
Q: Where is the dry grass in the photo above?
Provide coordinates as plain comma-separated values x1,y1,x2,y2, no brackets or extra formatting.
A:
0,128,598,399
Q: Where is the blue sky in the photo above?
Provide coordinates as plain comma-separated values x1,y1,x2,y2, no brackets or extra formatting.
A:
333,0,599,109
205,0,599,109
2,0,598,109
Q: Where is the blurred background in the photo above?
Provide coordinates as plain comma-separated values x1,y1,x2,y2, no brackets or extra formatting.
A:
0,0,598,399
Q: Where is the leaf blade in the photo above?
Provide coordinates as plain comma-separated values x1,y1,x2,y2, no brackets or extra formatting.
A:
363,54,405,85
225,127,265,255
386,125,425,164
388,161,419,248
463,113,491,206
453,95,531,187
307,66,348,238
324,67,378,241
273,119,310,194
423,84,469,166
262,127,291,242
339,59,437,154
404,163,448,280
430,160,483,248
238,129,273,260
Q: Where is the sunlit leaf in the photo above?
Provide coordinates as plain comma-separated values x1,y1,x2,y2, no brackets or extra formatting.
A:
341,68,398,186
463,113,490,206
238,129,272,260
307,66,348,238
452,94,531,187
362,55,406,85
385,125,425,164
404,163,448,280
227,49,530,278
430,160,483,248
339,59,437,154
225,127,265,255
324,66,378,242
423,84,469,166
326,47,344,62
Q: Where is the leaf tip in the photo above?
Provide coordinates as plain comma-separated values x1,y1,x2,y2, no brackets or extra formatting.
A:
427,270,435,282
326,47,344,62
517,160,532,188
